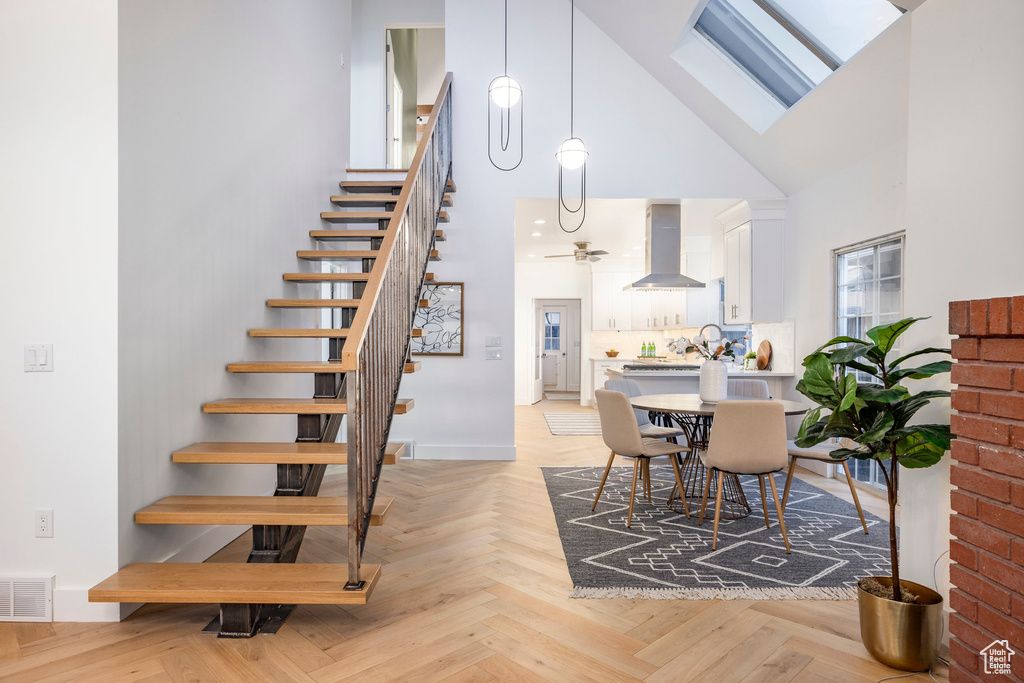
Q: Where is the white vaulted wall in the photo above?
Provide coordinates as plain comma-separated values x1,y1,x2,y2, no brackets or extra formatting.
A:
0,1,120,621
387,0,782,459
117,0,352,597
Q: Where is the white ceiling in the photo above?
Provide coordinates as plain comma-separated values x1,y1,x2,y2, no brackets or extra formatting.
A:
575,0,913,195
514,197,739,264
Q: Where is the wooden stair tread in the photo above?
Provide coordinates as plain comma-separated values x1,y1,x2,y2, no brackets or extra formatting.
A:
297,250,378,260
442,193,454,207
434,229,446,242
227,361,419,374
202,398,413,415
283,272,370,282
346,168,409,173
249,328,349,338
429,250,441,261
249,328,422,338
405,361,421,373
309,230,387,240
267,299,360,308
424,272,435,282
437,211,449,223
321,211,392,223
330,194,401,207
89,563,382,605
338,180,404,193
172,442,404,465
136,495,393,526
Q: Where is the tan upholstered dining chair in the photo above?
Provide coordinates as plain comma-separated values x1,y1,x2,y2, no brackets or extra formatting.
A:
604,379,686,440
593,389,690,527
698,400,792,553
783,439,869,534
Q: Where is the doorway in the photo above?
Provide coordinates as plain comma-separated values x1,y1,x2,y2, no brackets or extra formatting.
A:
384,26,445,169
533,299,581,403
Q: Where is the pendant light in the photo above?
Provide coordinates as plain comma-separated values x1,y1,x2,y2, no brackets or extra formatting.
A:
557,0,586,233
487,0,523,171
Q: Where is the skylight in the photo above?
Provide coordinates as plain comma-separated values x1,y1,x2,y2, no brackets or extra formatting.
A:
685,0,902,116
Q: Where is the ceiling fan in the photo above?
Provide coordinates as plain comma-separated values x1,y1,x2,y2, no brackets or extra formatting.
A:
544,241,609,264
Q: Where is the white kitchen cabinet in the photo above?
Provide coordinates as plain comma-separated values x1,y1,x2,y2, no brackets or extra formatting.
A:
589,359,629,404
723,219,783,324
630,289,652,330
591,271,633,330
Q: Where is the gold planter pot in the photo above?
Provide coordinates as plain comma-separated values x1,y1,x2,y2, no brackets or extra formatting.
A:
858,577,944,672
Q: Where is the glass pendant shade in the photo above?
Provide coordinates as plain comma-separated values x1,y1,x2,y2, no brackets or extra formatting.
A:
555,137,588,170
488,76,522,109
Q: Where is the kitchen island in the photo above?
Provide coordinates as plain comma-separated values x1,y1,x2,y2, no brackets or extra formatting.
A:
604,361,794,398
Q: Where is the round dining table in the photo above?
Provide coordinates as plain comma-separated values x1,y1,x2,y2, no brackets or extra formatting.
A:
629,394,810,519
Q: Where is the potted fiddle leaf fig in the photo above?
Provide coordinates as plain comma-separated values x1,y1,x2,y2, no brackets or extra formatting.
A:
794,317,951,672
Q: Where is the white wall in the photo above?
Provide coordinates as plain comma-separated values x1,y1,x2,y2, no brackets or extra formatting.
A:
118,0,352,583
900,0,1024,593
388,0,781,459
782,0,1024,597
350,0,445,167
0,1,121,621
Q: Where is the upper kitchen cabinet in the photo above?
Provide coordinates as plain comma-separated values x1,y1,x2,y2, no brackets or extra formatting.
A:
591,270,634,330
718,200,785,325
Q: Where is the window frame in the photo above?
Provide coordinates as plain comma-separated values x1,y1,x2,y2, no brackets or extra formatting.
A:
829,231,905,491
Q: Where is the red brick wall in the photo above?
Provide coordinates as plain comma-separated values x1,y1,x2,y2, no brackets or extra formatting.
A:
949,297,1024,682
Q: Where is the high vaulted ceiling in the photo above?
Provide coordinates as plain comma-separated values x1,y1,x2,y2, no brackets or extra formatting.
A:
575,0,914,195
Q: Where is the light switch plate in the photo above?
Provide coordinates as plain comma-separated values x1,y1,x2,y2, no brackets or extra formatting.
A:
485,335,502,348
24,345,53,372
485,349,502,360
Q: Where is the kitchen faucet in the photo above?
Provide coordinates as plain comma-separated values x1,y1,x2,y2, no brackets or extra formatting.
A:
699,323,723,342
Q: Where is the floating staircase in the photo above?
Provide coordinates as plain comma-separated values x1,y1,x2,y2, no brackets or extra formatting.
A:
89,73,455,637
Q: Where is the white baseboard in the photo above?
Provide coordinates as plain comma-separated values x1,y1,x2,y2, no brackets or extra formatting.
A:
411,444,516,460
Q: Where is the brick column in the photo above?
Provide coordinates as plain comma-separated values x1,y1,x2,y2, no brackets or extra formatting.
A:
948,297,1024,682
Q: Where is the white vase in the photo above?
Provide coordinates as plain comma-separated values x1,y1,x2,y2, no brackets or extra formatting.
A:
699,360,729,403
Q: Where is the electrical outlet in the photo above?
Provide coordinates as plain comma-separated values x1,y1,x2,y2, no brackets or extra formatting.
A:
485,335,502,347
35,509,53,538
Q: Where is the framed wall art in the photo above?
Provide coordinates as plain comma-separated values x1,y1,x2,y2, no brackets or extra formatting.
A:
411,282,463,356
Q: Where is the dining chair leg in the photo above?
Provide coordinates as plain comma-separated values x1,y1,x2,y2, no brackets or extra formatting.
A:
711,471,724,550
767,474,791,554
644,459,653,503
669,453,690,518
698,467,712,526
781,457,798,512
626,458,641,527
843,461,869,534
592,451,616,511
758,475,770,529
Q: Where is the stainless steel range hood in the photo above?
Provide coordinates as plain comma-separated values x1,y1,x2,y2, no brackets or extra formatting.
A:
624,204,705,291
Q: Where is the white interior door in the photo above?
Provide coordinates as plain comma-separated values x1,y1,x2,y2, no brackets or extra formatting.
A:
540,304,569,392
531,305,544,404
385,30,401,168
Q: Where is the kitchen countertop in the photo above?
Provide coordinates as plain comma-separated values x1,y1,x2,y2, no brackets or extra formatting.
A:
607,366,794,378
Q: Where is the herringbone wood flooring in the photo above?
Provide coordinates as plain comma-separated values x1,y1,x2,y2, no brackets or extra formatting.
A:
0,401,946,682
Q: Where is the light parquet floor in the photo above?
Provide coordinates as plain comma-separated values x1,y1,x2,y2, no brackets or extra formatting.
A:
0,400,946,682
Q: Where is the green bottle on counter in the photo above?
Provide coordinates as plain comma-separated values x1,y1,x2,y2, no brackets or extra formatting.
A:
650,340,656,357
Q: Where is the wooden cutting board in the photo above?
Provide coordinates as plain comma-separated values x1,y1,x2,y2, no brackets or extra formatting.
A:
756,340,773,370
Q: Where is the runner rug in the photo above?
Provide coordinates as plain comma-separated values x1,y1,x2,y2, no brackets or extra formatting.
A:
542,466,892,600
543,412,602,435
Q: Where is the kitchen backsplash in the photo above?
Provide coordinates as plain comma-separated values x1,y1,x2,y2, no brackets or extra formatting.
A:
591,320,796,373
749,320,796,373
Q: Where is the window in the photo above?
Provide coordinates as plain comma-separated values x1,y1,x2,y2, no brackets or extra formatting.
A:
543,312,561,351
689,0,902,111
832,233,904,489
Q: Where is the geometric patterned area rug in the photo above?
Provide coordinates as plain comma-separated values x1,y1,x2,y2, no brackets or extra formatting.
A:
543,412,602,435
542,466,892,600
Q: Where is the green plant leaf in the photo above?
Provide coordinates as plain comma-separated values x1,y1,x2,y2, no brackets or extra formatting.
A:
837,373,858,412
856,384,911,404
794,418,828,448
829,447,869,460
889,347,951,369
797,408,822,441
888,360,953,383
828,343,876,364
865,317,928,355
857,411,895,444
896,435,946,468
844,360,880,377
911,424,952,450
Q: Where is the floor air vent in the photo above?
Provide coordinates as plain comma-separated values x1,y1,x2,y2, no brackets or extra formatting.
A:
0,576,53,622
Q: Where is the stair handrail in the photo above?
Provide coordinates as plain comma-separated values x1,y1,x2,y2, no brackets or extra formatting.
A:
343,73,453,588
